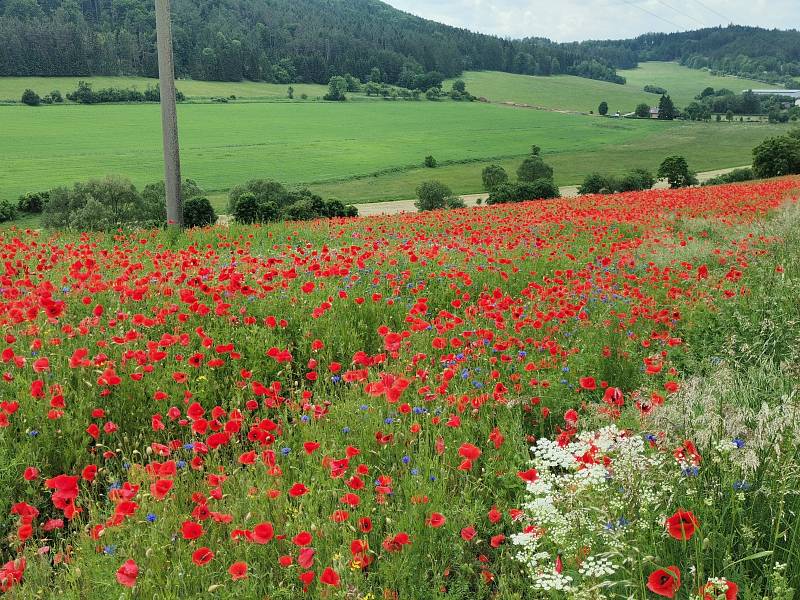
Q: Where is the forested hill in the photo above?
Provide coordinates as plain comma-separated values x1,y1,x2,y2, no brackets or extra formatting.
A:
0,0,622,83
0,0,797,87
581,26,800,87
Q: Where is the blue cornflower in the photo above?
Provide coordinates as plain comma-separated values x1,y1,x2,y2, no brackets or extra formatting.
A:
281,447,291,456
732,438,745,449
146,513,157,523
402,455,411,464
103,545,116,555
342,427,350,434
177,460,187,469
733,481,752,492
682,466,700,477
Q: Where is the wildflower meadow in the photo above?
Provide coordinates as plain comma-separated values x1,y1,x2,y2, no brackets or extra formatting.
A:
1,179,799,599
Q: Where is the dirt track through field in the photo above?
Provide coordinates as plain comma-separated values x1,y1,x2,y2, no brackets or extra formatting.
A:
351,167,748,216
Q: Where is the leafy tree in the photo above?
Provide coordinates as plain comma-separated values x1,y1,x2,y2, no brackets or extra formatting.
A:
423,155,437,168
49,90,63,103
287,86,294,99
21,89,40,106
752,135,800,178
415,181,455,211
644,85,667,95
683,101,710,121
657,156,697,188
451,79,466,93
598,101,609,116
657,95,675,120
324,76,348,101
517,156,553,182
697,86,715,100
530,145,541,156
481,165,508,191
635,103,650,118
232,192,260,224
183,197,217,227
725,109,734,122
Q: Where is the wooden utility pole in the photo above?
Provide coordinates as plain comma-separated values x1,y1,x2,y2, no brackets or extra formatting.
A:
155,0,183,227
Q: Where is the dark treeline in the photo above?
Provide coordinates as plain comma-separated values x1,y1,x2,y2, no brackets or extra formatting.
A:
0,0,623,84
582,26,800,86
0,0,797,87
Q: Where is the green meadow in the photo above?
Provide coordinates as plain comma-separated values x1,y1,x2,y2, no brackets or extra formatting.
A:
454,61,779,114
0,62,792,214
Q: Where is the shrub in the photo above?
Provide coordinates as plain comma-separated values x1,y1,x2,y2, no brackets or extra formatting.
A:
0,200,17,223
598,101,608,116
17,191,49,213
752,135,800,178
423,155,438,169
141,179,204,227
481,165,509,191
21,89,40,106
229,180,291,214
486,180,559,205
578,172,608,195
41,176,157,230
617,168,655,192
644,85,667,95
516,156,553,182
635,103,650,118
183,196,216,228
415,181,455,211
49,90,63,103
657,156,698,188
702,168,755,186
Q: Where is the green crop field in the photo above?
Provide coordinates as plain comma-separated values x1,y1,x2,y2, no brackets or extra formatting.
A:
453,62,779,114
0,101,659,200
0,76,328,102
1,98,788,212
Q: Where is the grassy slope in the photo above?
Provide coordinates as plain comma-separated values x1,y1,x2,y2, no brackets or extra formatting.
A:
0,76,328,101
453,62,778,114
309,122,783,204
2,101,651,200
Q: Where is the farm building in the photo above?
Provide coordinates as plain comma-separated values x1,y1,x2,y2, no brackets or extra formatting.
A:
745,89,800,99
649,107,659,118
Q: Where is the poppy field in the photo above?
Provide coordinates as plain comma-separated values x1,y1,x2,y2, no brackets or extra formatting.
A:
1,179,799,599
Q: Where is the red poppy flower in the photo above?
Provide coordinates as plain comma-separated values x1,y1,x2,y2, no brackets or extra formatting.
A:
116,559,139,587
517,468,539,483
320,567,340,587
460,526,477,541
292,531,313,546
665,509,699,541
228,561,248,581
252,522,274,544
647,566,681,598
181,521,204,540
579,377,597,390
288,483,309,497
458,443,482,461
191,547,214,566
426,513,446,528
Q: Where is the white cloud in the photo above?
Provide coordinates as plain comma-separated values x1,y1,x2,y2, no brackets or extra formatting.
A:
385,0,799,42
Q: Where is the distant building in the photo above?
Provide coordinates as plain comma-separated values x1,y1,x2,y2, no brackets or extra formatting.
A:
649,107,659,119
746,89,800,99
796,98,800,107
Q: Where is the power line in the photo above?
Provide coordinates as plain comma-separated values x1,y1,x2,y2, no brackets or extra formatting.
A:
651,0,708,27
616,0,686,30
692,0,729,22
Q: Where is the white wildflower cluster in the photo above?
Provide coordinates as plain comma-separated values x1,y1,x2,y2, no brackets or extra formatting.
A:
578,554,617,578
512,425,677,593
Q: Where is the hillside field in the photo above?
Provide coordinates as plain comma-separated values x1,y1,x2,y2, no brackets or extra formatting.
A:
453,61,779,114
0,95,789,212
1,181,799,598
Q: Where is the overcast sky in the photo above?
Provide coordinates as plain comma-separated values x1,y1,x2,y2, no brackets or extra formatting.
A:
384,0,798,42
